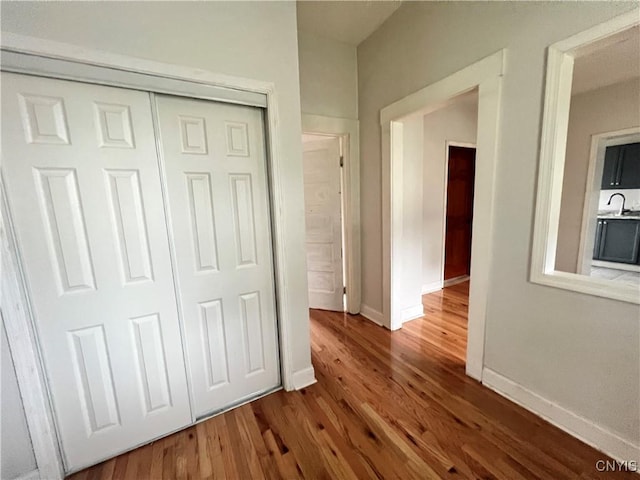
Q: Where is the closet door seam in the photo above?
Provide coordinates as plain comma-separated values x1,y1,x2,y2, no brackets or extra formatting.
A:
148,91,197,423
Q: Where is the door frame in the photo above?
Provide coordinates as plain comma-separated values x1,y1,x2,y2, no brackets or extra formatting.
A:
576,127,640,275
530,10,640,304
0,33,314,478
1,187,65,480
381,50,504,381
442,141,477,287
301,114,361,314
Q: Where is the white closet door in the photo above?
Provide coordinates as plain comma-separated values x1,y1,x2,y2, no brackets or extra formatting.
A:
303,138,344,311
154,95,280,417
1,73,191,470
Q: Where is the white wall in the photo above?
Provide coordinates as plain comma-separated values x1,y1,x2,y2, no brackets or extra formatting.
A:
358,1,639,450
557,78,640,272
297,31,358,120
599,189,640,212
1,320,37,479
422,92,478,290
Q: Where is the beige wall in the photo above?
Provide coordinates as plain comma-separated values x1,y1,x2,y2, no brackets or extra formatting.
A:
422,92,478,288
298,31,358,120
358,1,639,445
557,78,640,273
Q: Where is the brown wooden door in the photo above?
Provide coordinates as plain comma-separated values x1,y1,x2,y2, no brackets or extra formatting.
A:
444,146,476,280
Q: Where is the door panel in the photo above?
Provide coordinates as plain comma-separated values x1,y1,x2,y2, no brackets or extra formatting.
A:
444,146,476,280
602,143,640,189
617,143,640,189
303,138,344,311
593,220,604,260
597,220,640,264
154,95,279,418
601,146,620,189
1,73,192,470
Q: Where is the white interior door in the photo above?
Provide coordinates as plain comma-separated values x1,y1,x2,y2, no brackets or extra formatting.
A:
154,95,280,417
1,73,192,470
303,137,344,311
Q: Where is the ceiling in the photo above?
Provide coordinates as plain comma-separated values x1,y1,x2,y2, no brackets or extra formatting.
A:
572,25,640,95
296,0,402,46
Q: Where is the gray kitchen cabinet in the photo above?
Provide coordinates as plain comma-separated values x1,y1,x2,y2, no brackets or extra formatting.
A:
601,143,640,190
593,219,640,264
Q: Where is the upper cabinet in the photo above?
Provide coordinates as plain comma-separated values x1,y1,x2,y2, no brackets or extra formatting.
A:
601,142,640,189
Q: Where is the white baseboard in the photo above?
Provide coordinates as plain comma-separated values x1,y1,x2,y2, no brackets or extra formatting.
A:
401,304,424,322
360,303,384,326
421,281,443,295
291,366,317,390
482,368,639,464
13,470,40,480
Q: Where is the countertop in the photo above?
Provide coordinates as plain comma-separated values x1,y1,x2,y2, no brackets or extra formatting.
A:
597,212,640,220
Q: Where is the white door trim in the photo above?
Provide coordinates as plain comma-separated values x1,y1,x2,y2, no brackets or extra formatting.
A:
380,50,504,381
0,33,313,477
0,33,270,107
0,50,267,108
301,114,361,314
441,141,477,287
530,11,640,304
576,128,640,275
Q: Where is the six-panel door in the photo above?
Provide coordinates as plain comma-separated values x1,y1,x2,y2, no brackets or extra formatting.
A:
154,95,280,418
2,72,282,472
302,137,344,311
1,73,193,470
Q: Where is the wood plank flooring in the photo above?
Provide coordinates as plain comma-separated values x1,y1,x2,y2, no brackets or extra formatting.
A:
68,282,634,479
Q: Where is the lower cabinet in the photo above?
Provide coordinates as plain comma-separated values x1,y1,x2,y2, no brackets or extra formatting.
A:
593,219,640,264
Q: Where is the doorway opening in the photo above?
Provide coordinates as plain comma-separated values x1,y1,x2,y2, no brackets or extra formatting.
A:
381,50,504,380
418,91,479,369
421,141,476,368
300,114,361,315
443,144,477,288
573,129,640,285
392,90,481,371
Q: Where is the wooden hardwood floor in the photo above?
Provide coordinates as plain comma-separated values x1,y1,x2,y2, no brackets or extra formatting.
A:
69,282,633,479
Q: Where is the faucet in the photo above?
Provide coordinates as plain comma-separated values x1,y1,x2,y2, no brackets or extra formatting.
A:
607,193,627,215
